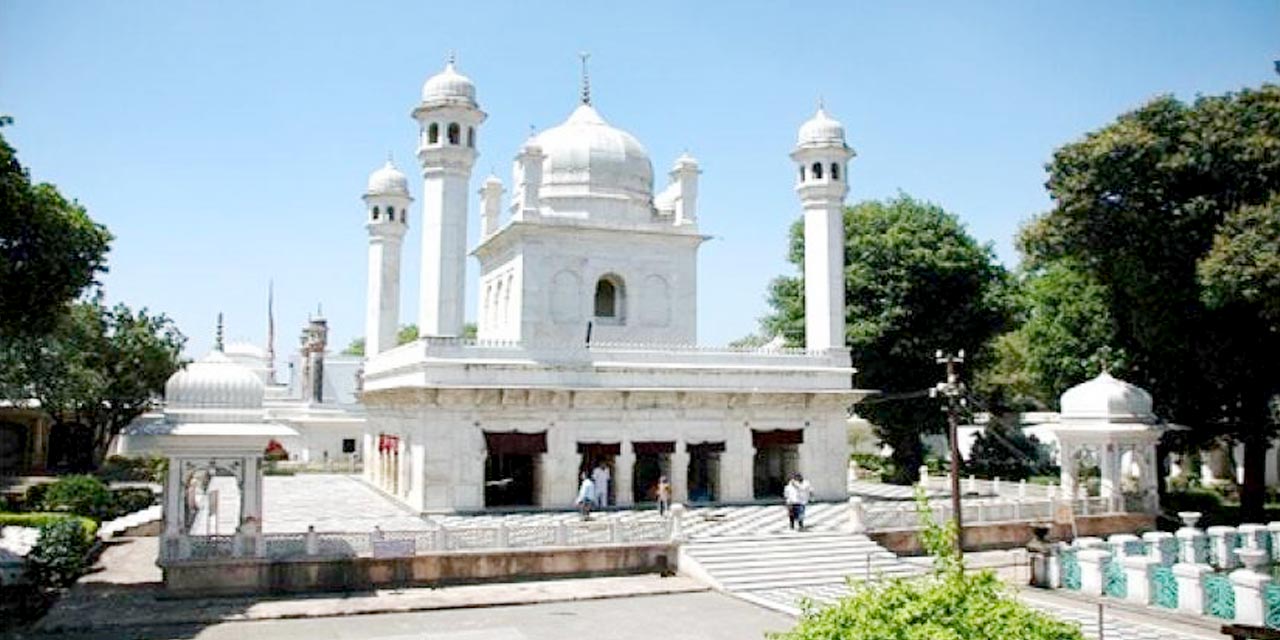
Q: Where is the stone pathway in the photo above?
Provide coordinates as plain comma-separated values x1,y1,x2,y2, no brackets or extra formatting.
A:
262,474,432,533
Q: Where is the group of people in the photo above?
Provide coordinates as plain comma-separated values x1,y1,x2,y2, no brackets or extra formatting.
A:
574,462,814,531
575,461,674,520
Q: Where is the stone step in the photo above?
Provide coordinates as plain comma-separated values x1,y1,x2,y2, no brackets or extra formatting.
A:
688,548,898,567
693,554,905,573
679,532,918,593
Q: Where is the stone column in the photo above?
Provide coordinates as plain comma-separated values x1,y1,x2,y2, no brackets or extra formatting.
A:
1059,442,1076,498
1232,548,1273,626
670,444,690,504
161,456,185,560
847,497,866,534
1077,548,1111,597
362,432,374,482
1123,555,1160,605
1173,562,1213,614
1143,531,1177,565
1099,443,1118,510
615,447,635,507
1177,512,1207,564
241,456,262,525
1208,526,1239,570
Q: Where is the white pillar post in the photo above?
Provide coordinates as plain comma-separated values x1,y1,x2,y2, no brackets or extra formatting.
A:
1099,443,1119,509
1143,531,1176,565
615,447,635,507
1077,548,1111,597
670,443,690,504
1268,522,1280,562
1173,562,1213,614
847,497,866,534
1208,526,1239,570
1123,555,1160,605
1108,533,1140,558
1232,548,1272,626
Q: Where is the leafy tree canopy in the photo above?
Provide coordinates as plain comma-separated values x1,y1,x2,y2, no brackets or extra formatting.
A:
1020,85,1280,518
0,295,186,467
762,195,1013,482
0,117,112,337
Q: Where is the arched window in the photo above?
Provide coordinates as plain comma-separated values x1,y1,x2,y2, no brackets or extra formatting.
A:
594,274,625,322
447,123,460,145
401,209,407,223
812,162,823,180
831,163,840,180
467,127,475,148
372,205,380,221
386,206,394,220
428,123,439,144
799,165,806,181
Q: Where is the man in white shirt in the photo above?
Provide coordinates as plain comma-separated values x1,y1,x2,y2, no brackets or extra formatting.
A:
591,461,612,508
784,473,813,530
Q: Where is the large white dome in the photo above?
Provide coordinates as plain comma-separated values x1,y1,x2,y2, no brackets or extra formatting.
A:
165,350,265,412
1059,371,1155,423
421,62,476,106
532,104,653,202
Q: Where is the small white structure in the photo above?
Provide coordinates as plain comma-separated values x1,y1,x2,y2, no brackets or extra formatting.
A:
123,329,295,563
361,58,871,512
1047,372,1165,512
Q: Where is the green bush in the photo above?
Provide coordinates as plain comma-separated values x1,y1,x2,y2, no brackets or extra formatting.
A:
105,488,156,518
0,513,99,541
22,483,50,512
40,475,112,518
850,453,890,480
95,455,166,483
769,490,1085,640
25,518,92,588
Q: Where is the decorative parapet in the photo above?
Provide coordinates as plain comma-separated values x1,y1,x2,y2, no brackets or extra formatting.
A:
1208,526,1240,570
1173,562,1213,615
1231,547,1272,626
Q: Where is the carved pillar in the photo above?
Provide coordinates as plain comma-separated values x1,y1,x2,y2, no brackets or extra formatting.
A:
1099,442,1118,503
1059,441,1076,498
615,446,635,507
670,443,690,504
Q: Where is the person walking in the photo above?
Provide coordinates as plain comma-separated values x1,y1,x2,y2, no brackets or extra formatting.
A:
655,475,672,517
575,471,596,521
784,473,813,531
591,460,612,508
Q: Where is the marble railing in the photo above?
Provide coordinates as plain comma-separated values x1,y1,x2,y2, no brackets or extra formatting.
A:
162,517,676,563
1049,517,1280,629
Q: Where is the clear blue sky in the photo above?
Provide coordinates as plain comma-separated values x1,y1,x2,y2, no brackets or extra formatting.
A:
2,1,1277,361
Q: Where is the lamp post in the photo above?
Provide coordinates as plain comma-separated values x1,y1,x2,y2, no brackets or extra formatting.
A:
934,349,966,554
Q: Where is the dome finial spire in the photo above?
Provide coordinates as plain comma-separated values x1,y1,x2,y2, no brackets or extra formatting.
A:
447,49,456,67
215,312,224,352
578,51,591,105
817,95,825,112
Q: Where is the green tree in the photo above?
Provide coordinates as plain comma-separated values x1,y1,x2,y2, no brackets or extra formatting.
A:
0,296,186,467
0,118,112,337
981,260,1124,409
343,322,476,355
1022,85,1280,519
762,195,1013,483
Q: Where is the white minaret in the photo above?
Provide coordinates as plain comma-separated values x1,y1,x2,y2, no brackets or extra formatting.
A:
363,158,410,356
792,104,855,352
412,56,486,337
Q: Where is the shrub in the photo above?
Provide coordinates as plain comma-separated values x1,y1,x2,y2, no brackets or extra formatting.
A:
40,475,112,518
22,483,50,512
102,488,157,519
25,518,92,588
0,513,98,541
95,455,166,484
768,489,1085,640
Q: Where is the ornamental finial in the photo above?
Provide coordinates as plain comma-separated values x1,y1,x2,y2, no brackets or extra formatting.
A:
447,50,456,67
215,313,224,352
578,51,591,105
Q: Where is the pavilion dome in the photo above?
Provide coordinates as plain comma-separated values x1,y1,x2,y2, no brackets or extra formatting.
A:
797,107,847,148
1059,371,1155,424
366,159,409,197
532,103,653,203
421,62,476,106
165,350,265,412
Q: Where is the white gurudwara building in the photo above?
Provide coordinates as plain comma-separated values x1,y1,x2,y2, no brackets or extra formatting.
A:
360,58,871,512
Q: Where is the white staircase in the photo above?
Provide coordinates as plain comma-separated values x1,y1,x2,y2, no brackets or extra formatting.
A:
679,532,921,594
98,505,162,539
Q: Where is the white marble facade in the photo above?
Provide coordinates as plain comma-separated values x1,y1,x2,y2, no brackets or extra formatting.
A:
361,58,867,512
